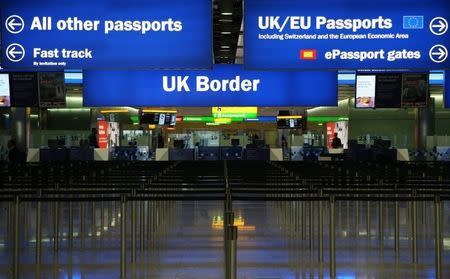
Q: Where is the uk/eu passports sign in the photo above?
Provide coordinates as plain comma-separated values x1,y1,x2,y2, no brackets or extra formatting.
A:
245,0,450,69
1,0,212,69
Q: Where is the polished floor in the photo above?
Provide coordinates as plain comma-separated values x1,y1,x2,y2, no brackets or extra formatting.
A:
0,200,449,278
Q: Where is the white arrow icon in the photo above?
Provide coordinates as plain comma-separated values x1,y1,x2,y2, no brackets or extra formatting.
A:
5,15,24,34
6,43,25,62
430,17,448,36
429,44,448,63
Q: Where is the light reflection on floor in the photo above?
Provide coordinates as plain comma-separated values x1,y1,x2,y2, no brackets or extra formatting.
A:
0,200,448,278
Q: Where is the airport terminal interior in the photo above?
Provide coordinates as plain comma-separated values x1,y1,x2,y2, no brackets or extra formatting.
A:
1,0,450,278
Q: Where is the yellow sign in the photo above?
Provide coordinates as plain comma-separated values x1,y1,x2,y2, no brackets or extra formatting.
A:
214,117,232,124
212,107,257,118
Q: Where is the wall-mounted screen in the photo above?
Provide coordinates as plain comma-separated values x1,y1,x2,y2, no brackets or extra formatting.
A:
0,74,11,107
10,72,39,107
39,72,66,108
140,112,160,125
140,111,177,126
277,118,303,129
375,74,402,108
402,73,429,107
356,75,376,108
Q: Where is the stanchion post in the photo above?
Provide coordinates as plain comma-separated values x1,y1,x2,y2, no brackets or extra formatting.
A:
309,200,314,251
366,200,370,238
378,200,383,243
53,200,59,253
36,190,42,265
434,196,441,279
80,200,85,248
140,197,145,253
395,200,400,261
329,195,336,279
69,201,73,250
318,191,323,263
131,190,137,263
13,195,20,279
225,225,238,279
411,199,417,264
120,195,127,279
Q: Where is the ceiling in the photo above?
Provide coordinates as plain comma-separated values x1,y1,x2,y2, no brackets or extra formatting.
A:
213,0,243,64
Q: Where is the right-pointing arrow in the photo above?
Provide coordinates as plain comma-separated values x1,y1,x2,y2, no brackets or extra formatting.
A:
429,44,448,63
431,20,446,32
431,48,446,60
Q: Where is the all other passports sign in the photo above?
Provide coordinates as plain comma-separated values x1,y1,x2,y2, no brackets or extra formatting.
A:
1,0,212,69
245,0,450,69
83,65,337,107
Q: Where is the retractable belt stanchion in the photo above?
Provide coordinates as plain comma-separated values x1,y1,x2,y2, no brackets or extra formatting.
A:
120,195,127,279
35,190,42,265
225,225,238,279
131,189,137,263
434,196,442,279
329,195,336,279
13,196,20,279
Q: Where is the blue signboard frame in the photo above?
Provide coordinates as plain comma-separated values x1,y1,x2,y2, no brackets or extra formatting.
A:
1,0,212,70
445,70,449,108
245,0,450,70
83,65,337,107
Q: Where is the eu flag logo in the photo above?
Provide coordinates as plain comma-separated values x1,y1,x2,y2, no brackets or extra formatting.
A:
403,16,424,29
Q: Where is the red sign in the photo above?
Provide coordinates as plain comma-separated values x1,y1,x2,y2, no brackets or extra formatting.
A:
300,49,317,60
97,120,109,149
326,122,335,148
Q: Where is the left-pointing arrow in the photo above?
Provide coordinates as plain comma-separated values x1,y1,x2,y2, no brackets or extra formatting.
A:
8,19,22,30
6,43,25,62
5,15,25,34
8,47,22,59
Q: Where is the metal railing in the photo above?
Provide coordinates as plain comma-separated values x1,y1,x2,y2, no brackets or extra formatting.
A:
1,160,449,279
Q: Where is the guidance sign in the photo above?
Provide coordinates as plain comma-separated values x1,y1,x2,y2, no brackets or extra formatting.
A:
83,65,337,107
1,0,212,69
245,0,450,69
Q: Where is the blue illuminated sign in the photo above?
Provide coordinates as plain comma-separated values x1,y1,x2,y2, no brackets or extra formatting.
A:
83,65,337,107
1,0,212,69
245,0,450,69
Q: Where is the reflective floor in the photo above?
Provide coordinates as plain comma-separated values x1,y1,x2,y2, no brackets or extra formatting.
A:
0,200,449,278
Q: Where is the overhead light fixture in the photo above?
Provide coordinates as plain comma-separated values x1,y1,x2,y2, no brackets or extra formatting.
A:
220,46,231,49
219,19,233,23
100,109,129,113
48,108,91,112
220,31,232,34
142,109,177,113
277,115,303,119
220,1,234,18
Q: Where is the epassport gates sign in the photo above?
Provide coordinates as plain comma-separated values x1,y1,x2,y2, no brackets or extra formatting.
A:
245,0,450,69
1,0,212,69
